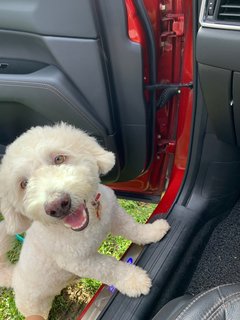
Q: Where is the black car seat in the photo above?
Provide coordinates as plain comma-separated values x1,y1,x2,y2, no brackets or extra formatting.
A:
153,283,240,320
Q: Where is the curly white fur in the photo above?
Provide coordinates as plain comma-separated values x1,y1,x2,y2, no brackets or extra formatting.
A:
0,123,170,319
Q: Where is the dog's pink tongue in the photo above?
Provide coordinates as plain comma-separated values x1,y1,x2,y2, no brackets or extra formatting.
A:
63,204,88,230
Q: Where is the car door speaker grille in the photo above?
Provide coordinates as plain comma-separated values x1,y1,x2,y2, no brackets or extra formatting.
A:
218,0,240,21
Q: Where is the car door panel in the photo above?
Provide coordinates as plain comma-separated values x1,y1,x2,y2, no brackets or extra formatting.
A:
0,0,97,38
0,0,149,184
94,0,149,181
0,65,107,134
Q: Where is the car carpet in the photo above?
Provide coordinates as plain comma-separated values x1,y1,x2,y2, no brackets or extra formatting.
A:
188,200,240,294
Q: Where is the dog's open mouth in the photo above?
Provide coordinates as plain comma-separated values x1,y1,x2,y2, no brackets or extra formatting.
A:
63,203,89,231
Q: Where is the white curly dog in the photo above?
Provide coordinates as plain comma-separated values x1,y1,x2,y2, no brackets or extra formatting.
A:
0,123,170,319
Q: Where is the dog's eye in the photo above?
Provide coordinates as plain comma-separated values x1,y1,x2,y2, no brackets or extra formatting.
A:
20,180,28,189
54,155,66,165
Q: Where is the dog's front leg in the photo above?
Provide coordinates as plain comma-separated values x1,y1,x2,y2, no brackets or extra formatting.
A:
57,253,151,298
111,204,170,245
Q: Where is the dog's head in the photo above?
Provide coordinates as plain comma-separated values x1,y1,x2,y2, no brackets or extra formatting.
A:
0,123,115,234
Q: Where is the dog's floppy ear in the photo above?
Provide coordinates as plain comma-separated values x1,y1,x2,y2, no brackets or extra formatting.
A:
0,198,31,235
88,140,115,175
95,149,115,175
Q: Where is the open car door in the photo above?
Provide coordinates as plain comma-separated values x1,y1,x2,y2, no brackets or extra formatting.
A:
0,0,194,319
0,0,192,199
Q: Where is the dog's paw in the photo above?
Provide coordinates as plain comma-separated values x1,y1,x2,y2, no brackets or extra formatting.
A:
116,265,152,297
148,219,170,243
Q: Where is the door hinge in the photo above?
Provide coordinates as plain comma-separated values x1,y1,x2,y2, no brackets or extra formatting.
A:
157,138,176,159
161,13,185,38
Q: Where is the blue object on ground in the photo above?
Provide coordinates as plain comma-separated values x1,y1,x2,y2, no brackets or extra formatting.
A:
16,234,24,243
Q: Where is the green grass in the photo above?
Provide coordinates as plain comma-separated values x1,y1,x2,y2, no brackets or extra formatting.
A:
0,200,156,319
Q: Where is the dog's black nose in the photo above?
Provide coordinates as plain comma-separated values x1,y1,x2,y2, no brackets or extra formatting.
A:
44,193,71,218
